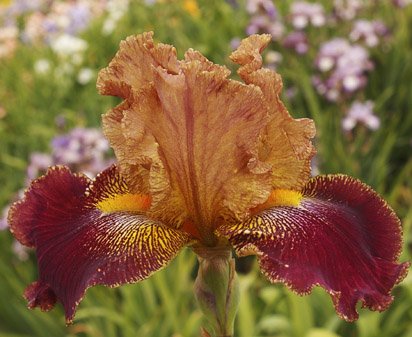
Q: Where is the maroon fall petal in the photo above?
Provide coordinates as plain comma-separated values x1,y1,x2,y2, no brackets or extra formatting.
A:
8,166,190,323
217,174,409,321
24,281,57,312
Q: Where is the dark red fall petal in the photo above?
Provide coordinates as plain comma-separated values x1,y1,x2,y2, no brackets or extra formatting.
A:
8,166,189,323
217,175,409,321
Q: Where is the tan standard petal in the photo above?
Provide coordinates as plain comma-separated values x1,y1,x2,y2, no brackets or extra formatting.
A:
231,34,316,190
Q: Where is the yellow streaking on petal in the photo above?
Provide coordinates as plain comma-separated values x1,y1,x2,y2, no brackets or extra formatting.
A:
97,194,151,213
252,189,302,214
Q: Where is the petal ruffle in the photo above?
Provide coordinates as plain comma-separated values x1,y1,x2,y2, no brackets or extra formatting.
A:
230,35,316,191
217,175,409,321
8,165,190,323
97,31,179,98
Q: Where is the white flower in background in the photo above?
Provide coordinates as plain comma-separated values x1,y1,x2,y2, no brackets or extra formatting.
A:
22,12,46,43
0,25,18,58
12,241,30,261
54,62,74,79
264,50,282,65
102,0,130,35
77,67,94,84
102,18,116,35
34,58,51,75
0,25,18,41
50,34,88,59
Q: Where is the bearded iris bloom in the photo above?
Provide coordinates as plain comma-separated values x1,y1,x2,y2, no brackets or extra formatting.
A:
9,33,409,329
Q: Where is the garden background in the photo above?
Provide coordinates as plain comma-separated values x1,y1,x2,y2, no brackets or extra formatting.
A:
0,0,411,336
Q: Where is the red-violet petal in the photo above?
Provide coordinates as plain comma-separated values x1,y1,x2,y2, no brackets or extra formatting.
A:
217,174,409,321
9,165,189,323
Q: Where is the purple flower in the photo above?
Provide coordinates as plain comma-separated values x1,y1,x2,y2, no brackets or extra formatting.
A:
290,1,326,29
246,0,284,40
0,205,10,230
51,127,112,177
392,0,412,8
350,20,389,47
283,31,309,54
314,38,373,101
246,0,277,18
27,153,53,181
342,100,380,131
66,4,91,35
333,0,363,21
230,37,241,50
4,0,43,17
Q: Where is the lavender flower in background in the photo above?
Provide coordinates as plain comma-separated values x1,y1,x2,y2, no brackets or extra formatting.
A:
290,1,326,29
0,127,114,260
2,0,44,18
246,0,284,41
51,127,113,177
230,37,241,50
66,3,91,35
332,0,363,21
283,31,308,54
0,206,9,230
342,100,380,131
246,0,276,16
314,38,373,101
26,153,53,181
1,0,110,51
392,0,412,7
350,19,389,47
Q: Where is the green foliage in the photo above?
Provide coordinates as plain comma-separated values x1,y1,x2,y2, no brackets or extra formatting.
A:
0,0,411,336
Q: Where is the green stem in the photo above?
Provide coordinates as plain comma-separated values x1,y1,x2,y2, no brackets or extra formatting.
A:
193,246,240,337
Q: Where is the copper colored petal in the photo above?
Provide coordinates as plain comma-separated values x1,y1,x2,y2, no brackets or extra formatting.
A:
231,35,316,190
100,33,277,243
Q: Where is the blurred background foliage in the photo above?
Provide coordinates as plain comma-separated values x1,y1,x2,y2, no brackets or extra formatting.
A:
0,0,411,336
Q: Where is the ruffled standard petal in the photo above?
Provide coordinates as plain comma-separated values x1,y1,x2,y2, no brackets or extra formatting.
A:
217,175,409,321
8,165,190,323
231,35,316,191
97,31,179,98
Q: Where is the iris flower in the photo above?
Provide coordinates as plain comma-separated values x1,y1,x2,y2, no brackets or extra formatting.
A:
9,33,409,328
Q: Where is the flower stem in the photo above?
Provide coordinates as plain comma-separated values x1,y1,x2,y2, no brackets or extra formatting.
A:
193,246,240,337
